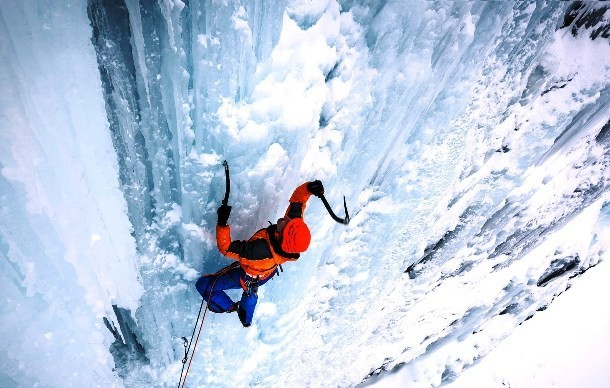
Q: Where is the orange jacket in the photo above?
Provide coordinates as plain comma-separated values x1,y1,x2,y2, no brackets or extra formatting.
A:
216,183,312,281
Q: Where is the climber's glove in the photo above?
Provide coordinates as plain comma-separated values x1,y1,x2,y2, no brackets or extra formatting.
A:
217,204,232,226
307,180,325,198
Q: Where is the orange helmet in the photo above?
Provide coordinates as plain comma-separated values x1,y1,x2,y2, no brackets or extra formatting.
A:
281,218,311,253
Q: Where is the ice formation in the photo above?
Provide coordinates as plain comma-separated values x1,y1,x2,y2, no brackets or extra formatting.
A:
1,1,609,387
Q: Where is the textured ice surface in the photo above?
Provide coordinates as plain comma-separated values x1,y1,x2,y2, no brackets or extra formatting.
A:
0,1,142,386
1,1,609,387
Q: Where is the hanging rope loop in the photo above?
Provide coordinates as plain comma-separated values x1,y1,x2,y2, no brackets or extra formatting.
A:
181,337,188,364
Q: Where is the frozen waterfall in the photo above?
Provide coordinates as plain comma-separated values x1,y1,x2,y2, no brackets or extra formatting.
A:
1,1,609,387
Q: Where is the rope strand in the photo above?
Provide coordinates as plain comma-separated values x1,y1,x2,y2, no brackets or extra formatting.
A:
178,262,240,388
177,299,205,387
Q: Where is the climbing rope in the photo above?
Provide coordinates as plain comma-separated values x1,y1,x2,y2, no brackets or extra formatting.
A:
178,262,240,388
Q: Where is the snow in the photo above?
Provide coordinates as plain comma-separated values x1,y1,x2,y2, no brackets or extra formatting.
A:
370,195,610,388
448,256,610,388
1,1,610,387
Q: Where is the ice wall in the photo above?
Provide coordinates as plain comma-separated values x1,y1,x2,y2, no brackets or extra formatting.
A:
1,0,610,387
0,1,142,386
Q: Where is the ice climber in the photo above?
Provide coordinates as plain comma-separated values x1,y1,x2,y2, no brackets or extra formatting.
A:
195,180,325,327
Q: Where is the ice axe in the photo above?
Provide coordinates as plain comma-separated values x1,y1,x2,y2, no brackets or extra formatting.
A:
222,160,230,206
222,162,348,224
319,193,350,225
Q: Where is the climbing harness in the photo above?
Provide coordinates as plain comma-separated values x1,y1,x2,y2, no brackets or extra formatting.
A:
244,275,260,296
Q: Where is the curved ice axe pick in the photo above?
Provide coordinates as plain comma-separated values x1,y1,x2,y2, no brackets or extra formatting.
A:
222,160,230,206
319,193,350,225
